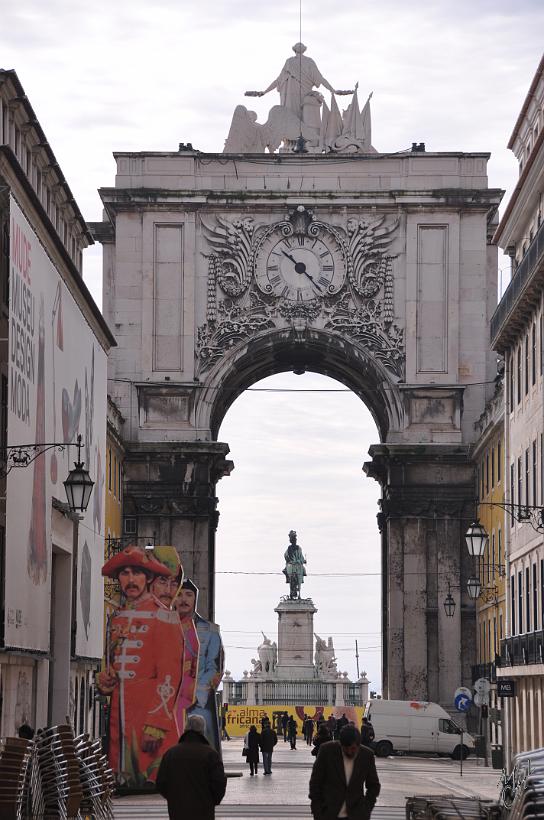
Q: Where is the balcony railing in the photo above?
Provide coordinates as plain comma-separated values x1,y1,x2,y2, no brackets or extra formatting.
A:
491,217,544,343
500,629,544,667
471,661,497,684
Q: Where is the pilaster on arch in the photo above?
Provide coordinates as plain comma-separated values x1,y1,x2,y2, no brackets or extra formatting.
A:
193,327,404,442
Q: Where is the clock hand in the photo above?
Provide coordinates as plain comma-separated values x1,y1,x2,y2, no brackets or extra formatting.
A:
301,270,324,292
281,250,298,265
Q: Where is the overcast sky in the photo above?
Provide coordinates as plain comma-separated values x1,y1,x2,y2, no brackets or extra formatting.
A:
2,0,543,690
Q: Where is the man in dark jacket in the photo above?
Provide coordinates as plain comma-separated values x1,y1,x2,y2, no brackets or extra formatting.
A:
260,723,278,775
309,725,380,820
157,714,227,820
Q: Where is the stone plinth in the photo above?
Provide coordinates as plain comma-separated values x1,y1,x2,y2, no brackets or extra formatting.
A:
274,597,317,680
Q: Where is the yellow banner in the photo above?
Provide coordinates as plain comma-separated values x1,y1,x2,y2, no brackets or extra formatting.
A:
223,704,365,737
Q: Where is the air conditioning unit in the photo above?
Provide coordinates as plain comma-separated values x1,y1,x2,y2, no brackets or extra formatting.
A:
124,517,137,535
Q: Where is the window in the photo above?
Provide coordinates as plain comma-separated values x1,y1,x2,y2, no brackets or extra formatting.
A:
500,611,503,641
491,447,495,489
525,334,529,395
511,575,516,635
532,323,537,385
113,455,117,498
533,563,538,630
491,532,496,581
518,570,523,633
108,447,112,492
539,313,544,376
439,719,460,735
481,458,485,499
498,529,502,574
518,456,523,510
509,351,515,410
525,448,530,507
497,440,502,482
542,435,544,505
493,616,497,657
533,440,537,508
486,452,490,495
526,566,531,633
511,463,515,526
482,621,486,661
517,346,522,404
0,376,7,452
541,559,544,630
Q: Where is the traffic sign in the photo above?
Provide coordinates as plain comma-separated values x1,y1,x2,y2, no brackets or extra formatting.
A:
454,686,473,712
474,677,491,697
474,691,489,707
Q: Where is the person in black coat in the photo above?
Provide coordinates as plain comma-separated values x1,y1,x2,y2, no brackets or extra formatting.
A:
309,725,380,820
260,724,278,774
156,715,227,820
281,711,289,742
244,725,261,775
287,716,298,749
311,723,332,757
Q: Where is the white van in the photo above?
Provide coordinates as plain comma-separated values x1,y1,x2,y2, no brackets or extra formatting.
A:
364,699,475,759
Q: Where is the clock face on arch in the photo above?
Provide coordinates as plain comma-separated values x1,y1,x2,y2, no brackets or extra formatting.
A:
255,233,345,301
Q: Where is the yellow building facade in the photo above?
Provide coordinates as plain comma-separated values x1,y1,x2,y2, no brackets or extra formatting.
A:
473,383,506,751
105,397,124,547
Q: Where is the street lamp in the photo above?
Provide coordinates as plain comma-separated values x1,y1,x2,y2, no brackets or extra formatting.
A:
443,583,456,618
465,520,488,557
466,576,482,600
63,435,94,513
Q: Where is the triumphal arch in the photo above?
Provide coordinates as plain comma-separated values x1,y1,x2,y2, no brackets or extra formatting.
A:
93,45,502,704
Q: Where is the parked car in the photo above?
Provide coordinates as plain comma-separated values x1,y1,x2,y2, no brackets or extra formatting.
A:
364,699,475,759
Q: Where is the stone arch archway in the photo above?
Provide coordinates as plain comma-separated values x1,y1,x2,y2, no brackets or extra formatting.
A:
195,326,403,442
98,149,501,704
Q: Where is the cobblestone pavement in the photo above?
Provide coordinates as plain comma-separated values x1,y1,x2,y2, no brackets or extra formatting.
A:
113,737,502,819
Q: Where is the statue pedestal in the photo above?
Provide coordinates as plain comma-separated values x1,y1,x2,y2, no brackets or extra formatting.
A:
274,597,317,681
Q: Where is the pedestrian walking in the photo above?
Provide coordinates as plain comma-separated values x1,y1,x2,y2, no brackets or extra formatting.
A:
260,723,278,774
309,725,381,820
327,715,337,740
311,723,331,757
244,725,261,775
281,711,289,742
156,714,227,820
306,717,315,746
287,716,298,749
360,717,375,749
221,714,230,741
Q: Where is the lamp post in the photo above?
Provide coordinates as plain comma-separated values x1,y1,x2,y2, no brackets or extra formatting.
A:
465,521,488,557
63,435,94,513
443,583,456,618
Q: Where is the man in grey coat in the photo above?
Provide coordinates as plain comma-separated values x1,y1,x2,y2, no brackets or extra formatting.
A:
309,725,380,820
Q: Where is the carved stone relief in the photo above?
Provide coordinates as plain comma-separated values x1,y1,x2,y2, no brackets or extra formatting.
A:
197,207,404,379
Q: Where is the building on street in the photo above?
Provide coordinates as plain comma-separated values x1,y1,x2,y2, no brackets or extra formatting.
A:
492,52,544,760
0,69,115,736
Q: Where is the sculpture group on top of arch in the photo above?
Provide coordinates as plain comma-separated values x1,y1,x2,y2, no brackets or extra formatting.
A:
224,43,376,154
197,205,405,379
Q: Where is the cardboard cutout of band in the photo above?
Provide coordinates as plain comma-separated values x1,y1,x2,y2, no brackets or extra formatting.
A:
98,545,224,788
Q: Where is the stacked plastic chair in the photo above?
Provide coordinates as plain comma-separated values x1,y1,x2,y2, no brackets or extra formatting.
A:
0,736,33,820
505,746,544,818
74,733,115,819
30,725,83,819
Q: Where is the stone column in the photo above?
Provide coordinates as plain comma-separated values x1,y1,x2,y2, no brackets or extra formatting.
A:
365,444,476,707
122,441,233,621
335,677,345,707
274,598,317,680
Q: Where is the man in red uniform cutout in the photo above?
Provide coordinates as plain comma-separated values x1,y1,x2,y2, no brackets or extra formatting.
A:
97,546,183,787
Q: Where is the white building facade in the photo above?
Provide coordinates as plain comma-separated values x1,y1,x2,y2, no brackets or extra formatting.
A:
0,70,115,736
493,54,544,759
